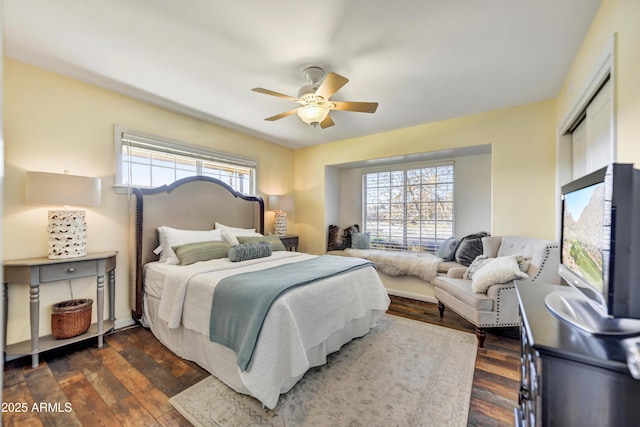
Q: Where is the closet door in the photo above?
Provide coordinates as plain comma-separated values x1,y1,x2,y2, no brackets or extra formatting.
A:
572,78,613,178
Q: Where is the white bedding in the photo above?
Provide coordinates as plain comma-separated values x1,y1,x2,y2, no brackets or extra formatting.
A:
143,251,390,409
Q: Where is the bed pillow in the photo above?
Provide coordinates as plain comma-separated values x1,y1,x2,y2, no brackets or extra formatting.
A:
215,222,261,236
157,226,224,264
471,255,529,293
237,234,287,251
172,240,231,266
228,241,273,262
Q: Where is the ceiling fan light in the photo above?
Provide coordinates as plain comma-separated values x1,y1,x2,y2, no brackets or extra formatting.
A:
297,104,330,126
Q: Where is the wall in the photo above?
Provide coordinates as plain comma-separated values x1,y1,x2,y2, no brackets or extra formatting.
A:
334,152,492,240
294,100,557,255
3,58,294,345
556,0,640,166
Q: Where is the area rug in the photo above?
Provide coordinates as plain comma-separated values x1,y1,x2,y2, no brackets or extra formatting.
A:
169,314,477,427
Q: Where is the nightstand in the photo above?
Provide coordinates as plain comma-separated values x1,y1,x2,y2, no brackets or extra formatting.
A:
3,251,117,367
279,235,299,252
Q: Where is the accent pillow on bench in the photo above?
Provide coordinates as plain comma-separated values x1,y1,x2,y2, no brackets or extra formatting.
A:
467,255,529,293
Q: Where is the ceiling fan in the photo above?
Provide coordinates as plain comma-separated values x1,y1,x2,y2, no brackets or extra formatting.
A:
252,66,378,129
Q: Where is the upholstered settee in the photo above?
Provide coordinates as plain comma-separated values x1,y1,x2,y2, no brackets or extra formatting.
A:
434,236,560,347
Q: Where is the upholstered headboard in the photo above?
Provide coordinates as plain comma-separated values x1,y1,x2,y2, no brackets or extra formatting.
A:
129,176,264,319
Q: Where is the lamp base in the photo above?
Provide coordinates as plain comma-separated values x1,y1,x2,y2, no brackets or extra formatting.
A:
47,210,87,259
274,211,288,237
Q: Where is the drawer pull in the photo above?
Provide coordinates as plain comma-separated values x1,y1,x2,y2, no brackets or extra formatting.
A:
67,267,76,273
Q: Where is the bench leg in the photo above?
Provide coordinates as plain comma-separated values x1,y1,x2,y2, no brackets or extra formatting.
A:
475,327,486,348
437,301,445,318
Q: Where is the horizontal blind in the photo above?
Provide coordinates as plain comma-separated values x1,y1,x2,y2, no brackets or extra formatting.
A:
362,161,454,253
117,128,256,195
122,133,257,168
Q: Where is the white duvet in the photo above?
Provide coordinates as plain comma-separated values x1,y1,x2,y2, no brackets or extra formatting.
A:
147,251,390,408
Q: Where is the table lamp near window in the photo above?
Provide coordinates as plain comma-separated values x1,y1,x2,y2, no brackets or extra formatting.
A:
25,171,101,259
268,194,294,237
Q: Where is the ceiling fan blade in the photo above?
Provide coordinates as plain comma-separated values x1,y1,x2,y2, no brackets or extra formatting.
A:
319,114,335,129
252,87,298,102
315,72,349,100
332,101,379,113
264,109,298,121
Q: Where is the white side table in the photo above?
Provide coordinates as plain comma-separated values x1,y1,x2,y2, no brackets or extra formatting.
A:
3,251,117,367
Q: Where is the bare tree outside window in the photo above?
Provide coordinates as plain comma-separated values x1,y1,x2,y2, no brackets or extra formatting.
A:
363,164,454,252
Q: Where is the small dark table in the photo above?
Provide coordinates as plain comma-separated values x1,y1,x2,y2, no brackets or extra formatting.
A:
279,235,299,251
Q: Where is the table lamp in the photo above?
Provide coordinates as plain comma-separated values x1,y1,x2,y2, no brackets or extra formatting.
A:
25,171,102,259
268,195,294,237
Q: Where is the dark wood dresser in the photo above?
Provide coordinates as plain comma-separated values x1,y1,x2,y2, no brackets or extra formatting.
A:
515,282,640,427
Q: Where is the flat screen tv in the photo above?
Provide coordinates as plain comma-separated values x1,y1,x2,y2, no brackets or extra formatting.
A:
545,163,640,335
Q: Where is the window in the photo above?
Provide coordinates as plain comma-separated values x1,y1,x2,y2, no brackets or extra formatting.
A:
362,163,454,252
114,127,256,195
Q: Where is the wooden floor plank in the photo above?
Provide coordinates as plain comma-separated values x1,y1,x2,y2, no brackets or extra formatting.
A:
23,365,83,427
58,373,122,427
92,346,173,419
109,395,161,427
118,345,188,397
474,369,521,401
475,356,521,382
2,382,45,427
156,408,195,427
129,328,208,386
470,390,517,425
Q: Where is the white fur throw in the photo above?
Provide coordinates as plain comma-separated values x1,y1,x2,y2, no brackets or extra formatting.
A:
471,255,529,293
344,248,441,283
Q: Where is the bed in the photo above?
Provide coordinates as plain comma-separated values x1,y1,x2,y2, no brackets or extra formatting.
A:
129,176,390,409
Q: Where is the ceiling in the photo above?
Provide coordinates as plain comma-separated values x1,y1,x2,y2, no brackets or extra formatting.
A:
5,0,601,149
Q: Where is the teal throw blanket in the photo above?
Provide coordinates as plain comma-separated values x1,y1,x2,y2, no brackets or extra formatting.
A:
209,255,375,371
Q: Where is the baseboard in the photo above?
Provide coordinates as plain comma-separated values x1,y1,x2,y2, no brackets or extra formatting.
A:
114,318,136,329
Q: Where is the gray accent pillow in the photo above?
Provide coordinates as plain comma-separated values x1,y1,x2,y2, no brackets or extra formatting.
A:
343,224,360,248
228,241,273,262
237,234,286,251
435,237,459,261
454,232,489,267
172,240,231,266
351,232,371,249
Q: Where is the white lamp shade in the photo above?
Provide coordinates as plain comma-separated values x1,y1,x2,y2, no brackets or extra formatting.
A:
25,171,101,207
26,171,101,259
268,195,294,212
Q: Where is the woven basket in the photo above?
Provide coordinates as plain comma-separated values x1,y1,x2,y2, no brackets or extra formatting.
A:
51,299,93,339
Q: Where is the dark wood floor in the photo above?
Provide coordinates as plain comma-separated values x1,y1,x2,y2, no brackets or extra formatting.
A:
3,296,520,426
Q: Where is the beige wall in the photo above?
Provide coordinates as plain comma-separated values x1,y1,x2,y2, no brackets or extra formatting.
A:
556,0,640,166
3,59,294,344
294,99,557,255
